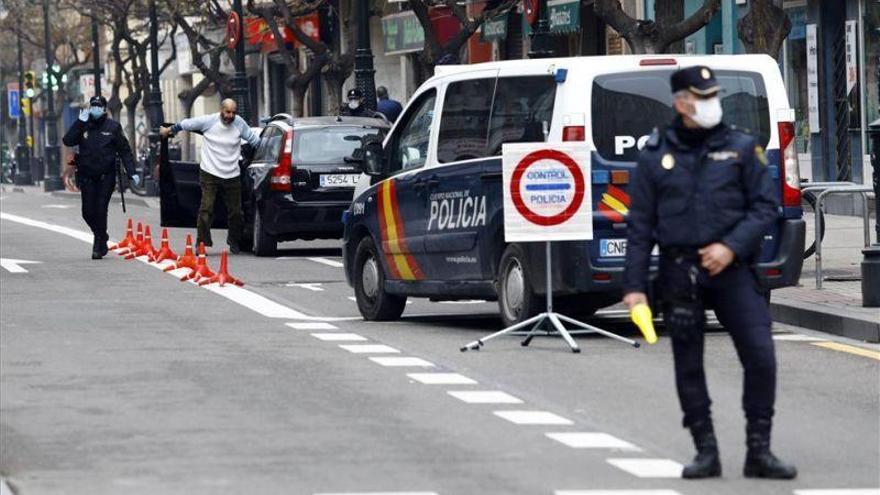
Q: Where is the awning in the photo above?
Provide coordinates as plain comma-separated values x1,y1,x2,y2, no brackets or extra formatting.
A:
548,0,580,34
382,11,425,55
481,14,508,42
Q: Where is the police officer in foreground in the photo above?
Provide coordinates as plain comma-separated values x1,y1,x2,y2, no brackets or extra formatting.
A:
62,96,136,259
623,66,797,480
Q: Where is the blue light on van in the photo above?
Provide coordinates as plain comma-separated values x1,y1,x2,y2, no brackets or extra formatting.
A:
341,210,349,223
592,170,610,184
554,68,568,83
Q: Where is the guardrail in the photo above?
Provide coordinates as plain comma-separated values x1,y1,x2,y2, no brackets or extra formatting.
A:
804,184,874,288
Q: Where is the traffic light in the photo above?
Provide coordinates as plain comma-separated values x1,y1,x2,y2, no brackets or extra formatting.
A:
23,71,36,98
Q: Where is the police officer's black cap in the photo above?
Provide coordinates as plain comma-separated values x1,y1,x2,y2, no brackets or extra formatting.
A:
89,95,107,107
347,88,363,99
670,66,721,96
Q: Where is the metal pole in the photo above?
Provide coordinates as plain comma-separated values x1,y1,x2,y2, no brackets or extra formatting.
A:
41,0,62,191
353,0,377,111
858,0,868,187
527,0,555,59
145,0,164,195
231,0,253,124
14,31,31,185
91,14,101,96
545,241,553,313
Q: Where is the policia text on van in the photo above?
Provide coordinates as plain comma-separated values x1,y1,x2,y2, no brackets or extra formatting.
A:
342,55,805,326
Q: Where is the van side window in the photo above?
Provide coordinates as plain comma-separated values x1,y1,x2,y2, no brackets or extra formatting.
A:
437,78,495,163
389,90,437,174
487,76,556,156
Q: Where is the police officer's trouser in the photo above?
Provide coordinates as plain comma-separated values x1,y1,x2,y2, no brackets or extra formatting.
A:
660,253,776,428
197,170,243,248
77,172,116,243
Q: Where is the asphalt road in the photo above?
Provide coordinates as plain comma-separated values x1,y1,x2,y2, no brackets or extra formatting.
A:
1,187,878,495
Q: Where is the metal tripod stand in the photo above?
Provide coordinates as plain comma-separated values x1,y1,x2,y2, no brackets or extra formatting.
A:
460,242,640,353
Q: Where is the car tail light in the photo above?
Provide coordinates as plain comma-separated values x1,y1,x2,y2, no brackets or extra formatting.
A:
270,129,294,192
777,111,800,207
563,126,585,142
640,58,677,66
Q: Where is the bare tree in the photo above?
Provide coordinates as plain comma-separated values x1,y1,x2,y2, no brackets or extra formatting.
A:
594,0,721,54
737,0,790,59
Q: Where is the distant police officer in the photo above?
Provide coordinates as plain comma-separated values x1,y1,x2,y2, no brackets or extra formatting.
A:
62,96,136,260
623,66,797,480
340,88,385,119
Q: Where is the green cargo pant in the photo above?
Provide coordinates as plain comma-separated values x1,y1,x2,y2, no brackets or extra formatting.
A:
197,169,243,249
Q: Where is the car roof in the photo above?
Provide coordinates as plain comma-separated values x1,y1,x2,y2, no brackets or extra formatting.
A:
269,114,390,129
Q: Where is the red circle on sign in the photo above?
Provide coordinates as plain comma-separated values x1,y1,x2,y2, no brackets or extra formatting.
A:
510,149,585,226
227,12,241,50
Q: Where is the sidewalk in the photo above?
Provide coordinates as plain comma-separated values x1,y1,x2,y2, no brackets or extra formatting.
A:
770,212,880,342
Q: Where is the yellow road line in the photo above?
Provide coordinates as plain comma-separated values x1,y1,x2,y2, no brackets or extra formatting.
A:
811,342,880,361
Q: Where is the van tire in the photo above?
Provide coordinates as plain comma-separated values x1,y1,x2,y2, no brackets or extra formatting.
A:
497,244,541,327
253,205,277,257
354,237,407,321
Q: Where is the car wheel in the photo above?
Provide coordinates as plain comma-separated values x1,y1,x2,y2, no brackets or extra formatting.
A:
252,205,277,257
497,244,541,327
354,236,406,321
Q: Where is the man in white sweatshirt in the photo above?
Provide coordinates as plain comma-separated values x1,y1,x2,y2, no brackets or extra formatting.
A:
160,99,260,253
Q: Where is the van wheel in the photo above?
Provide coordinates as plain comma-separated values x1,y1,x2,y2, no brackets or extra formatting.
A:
354,237,406,321
497,244,541,327
253,205,277,257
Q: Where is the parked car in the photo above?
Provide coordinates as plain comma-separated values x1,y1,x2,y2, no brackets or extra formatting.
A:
160,115,389,256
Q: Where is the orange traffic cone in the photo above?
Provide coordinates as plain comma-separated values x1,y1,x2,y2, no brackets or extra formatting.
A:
181,242,215,282
118,222,144,257
125,225,158,260
198,250,244,287
164,234,198,272
150,229,178,263
109,218,135,250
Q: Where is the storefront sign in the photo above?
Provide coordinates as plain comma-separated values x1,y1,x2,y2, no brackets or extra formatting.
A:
481,14,508,42
845,20,858,95
806,24,820,133
382,11,425,55
547,0,580,34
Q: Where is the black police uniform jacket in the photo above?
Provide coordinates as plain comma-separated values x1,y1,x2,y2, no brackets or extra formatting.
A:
622,122,779,295
62,115,135,179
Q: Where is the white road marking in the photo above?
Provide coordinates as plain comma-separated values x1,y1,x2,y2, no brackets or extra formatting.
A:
286,322,339,330
1,211,93,242
447,391,523,404
493,410,573,425
546,432,642,451
307,257,344,268
312,333,367,341
773,333,827,342
794,490,880,495
369,357,435,367
0,258,41,273
606,458,683,478
437,300,488,304
555,491,682,495
286,282,325,292
41,204,74,209
315,492,439,495
339,344,400,354
407,373,477,385
349,296,412,305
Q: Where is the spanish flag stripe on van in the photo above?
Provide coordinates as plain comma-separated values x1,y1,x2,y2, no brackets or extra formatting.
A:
377,180,424,281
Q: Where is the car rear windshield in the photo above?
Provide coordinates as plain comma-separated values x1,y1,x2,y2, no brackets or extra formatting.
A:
591,70,770,162
293,126,381,164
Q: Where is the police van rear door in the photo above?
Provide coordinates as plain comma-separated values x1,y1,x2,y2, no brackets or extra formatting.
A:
588,63,775,266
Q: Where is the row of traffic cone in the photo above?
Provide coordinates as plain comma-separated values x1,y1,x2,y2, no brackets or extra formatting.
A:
111,218,244,287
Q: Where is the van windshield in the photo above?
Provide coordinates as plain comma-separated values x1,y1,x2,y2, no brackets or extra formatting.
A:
293,126,381,164
591,70,770,161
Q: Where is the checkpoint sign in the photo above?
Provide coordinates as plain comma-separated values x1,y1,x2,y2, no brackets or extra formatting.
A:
502,143,592,242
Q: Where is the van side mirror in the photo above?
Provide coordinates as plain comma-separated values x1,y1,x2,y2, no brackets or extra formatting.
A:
347,134,385,176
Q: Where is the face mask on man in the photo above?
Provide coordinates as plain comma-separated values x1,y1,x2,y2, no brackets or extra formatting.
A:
690,96,723,129
348,100,361,110
89,106,105,119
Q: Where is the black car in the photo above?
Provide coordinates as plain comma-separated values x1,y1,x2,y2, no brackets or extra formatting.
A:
159,115,389,255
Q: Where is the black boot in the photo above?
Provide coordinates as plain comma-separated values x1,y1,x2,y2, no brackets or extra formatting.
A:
682,420,722,479
744,419,797,479
91,236,104,260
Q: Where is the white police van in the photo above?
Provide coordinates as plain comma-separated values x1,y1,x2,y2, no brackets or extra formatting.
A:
342,55,805,325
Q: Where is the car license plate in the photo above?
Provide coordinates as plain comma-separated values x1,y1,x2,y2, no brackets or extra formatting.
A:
320,174,360,188
600,238,628,257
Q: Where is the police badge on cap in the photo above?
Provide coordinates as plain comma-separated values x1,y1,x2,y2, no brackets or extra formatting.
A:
670,66,721,96
89,95,107,107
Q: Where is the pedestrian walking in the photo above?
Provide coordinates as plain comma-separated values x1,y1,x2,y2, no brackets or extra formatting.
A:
62,95,137,260
623,66,797,480
340,88,385,119
159,98,259,253
376,86,403,123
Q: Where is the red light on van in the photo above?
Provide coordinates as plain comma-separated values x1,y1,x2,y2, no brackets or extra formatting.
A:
270,129,294,192
563,126,585,142
765,268,782,277
592,273,612,282
777,120,801,207
640,58,677,66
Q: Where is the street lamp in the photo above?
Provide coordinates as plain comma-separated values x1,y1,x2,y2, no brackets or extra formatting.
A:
231,0,253,124
862,119,880,307
14,30,32,185
91,13,101,96
527,0,555,59
41,0,62,191
145,0,164,195
353,0,377,111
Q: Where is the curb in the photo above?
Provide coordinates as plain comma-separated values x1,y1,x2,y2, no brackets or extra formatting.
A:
770,297,880,343
50,190,154,208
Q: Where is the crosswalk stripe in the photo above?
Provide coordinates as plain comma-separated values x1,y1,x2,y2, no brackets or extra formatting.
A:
307,257,344,268
793,490,880,495
369,357,435,367
287,322,339,330
447,391,523,404
546,432,642,451
555,491,682,495
339,344,400,354
606,458,683,478
493,410,573,425
407,373,477,385
311,333,367,341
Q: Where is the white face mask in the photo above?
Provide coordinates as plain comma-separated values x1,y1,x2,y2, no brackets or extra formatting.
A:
348,100,360,110
690,96,723,129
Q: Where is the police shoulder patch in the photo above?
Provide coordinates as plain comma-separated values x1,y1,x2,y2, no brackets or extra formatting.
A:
754,145,768,166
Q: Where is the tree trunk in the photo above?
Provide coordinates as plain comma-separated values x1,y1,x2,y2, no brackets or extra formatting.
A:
737,0,791,59
125,103,137,153
291,87,307,118
655,0,684,53
324,76,343,115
